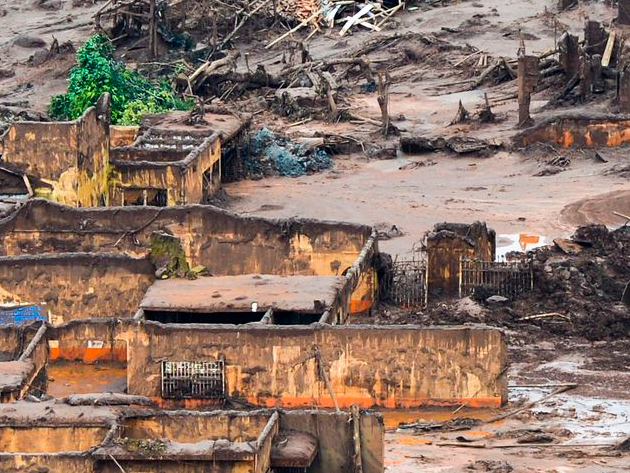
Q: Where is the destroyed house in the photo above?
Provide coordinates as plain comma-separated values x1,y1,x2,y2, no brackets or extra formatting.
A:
0,200,507,410
0,198,377,324
0,94,111,207
108,109,250,206
0,404,384,473
0,96,249,207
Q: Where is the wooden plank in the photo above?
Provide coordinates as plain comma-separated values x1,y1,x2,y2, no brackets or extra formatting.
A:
339,3,374,36
602,30,616,68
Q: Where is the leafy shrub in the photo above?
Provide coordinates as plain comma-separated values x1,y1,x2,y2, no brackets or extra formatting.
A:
49,34,191,124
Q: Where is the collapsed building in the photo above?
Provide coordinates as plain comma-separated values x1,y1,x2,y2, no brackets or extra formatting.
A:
0,200,507,412
0,95,250,207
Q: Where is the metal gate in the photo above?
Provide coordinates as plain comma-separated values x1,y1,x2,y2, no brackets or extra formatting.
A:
459,258,533,300
161,360,225,399
382,258,427,308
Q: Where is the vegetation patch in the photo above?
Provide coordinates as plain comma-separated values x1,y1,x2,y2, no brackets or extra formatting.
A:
49,34,191,125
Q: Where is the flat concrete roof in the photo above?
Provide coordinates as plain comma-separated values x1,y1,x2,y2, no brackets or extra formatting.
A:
140,275,348,313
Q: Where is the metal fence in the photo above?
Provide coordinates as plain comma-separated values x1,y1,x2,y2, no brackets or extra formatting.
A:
459,258,533,300
381,258,427,308
161,360,225,399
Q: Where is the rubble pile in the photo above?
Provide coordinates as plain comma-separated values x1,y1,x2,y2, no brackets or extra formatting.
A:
243,127,333,177
514,225,630,340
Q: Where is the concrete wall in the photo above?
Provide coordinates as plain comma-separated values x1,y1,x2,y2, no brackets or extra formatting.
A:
0,454,93,473
513,113,630,148
427,222,495,298
0,99,110,207
280,410,383,473
119,323,507,409
0,254,155,325
110,135,222,206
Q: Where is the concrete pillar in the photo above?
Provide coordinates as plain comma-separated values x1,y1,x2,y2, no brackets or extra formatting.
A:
517,55,539,128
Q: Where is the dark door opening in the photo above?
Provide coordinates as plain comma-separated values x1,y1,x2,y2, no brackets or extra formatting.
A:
272,311,322,325
144,310,263,324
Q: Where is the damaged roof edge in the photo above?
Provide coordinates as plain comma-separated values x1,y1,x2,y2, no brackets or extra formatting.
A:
0,198,375,238
110,132,221,170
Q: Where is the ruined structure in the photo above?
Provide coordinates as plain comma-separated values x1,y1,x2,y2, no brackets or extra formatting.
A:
0,98,249,207
0,403,384,473
0,200,507,411
109,111,250,206
426,222,496,299
0,94,111,206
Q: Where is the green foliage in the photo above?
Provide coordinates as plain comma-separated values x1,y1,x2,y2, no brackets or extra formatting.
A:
49,34,191,124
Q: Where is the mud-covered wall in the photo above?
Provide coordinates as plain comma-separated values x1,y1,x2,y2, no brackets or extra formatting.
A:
0,426,108,453
0,454,94,473
280,410,383,473
110,126,139,147
0,325,32,361
0,104,110,207
427,222,495,298
123,414,269,442
513,114,630,148
182,137,222,203
110,135,221,205
76,100,110,207
0,200,372,278
48,319,128,363
120,323,507,409
110,163,183,206
0,254,155,324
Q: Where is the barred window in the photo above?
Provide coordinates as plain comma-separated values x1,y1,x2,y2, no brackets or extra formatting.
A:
161,360,225,399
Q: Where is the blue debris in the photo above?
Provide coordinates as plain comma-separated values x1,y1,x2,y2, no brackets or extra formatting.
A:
0,305,47,325
244,128,333,178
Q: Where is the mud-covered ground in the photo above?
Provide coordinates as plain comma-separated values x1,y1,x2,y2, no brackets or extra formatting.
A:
0,0,628,471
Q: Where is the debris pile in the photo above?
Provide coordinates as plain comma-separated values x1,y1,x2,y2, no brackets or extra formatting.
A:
513,224,630,340
244,128,333,177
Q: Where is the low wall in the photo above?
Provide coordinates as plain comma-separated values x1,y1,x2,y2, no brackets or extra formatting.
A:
280,410,383,473
0,254,155,324
513,113,630,148
119,322,507,409
0,200,377,315
0,97,110,206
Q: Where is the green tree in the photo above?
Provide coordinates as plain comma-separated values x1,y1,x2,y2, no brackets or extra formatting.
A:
49,34,190,124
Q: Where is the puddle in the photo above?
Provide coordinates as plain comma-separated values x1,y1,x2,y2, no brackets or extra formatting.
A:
496,233,549,261
46,361,127,397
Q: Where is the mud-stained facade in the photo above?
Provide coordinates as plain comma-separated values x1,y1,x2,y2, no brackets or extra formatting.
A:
0,105,249,207
121,323,507,409
0,407,383,473
109,133,222,206
0,254,154,325
0,200,377,316
426,222,496,298
513,113,630,148
0,95,111,207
